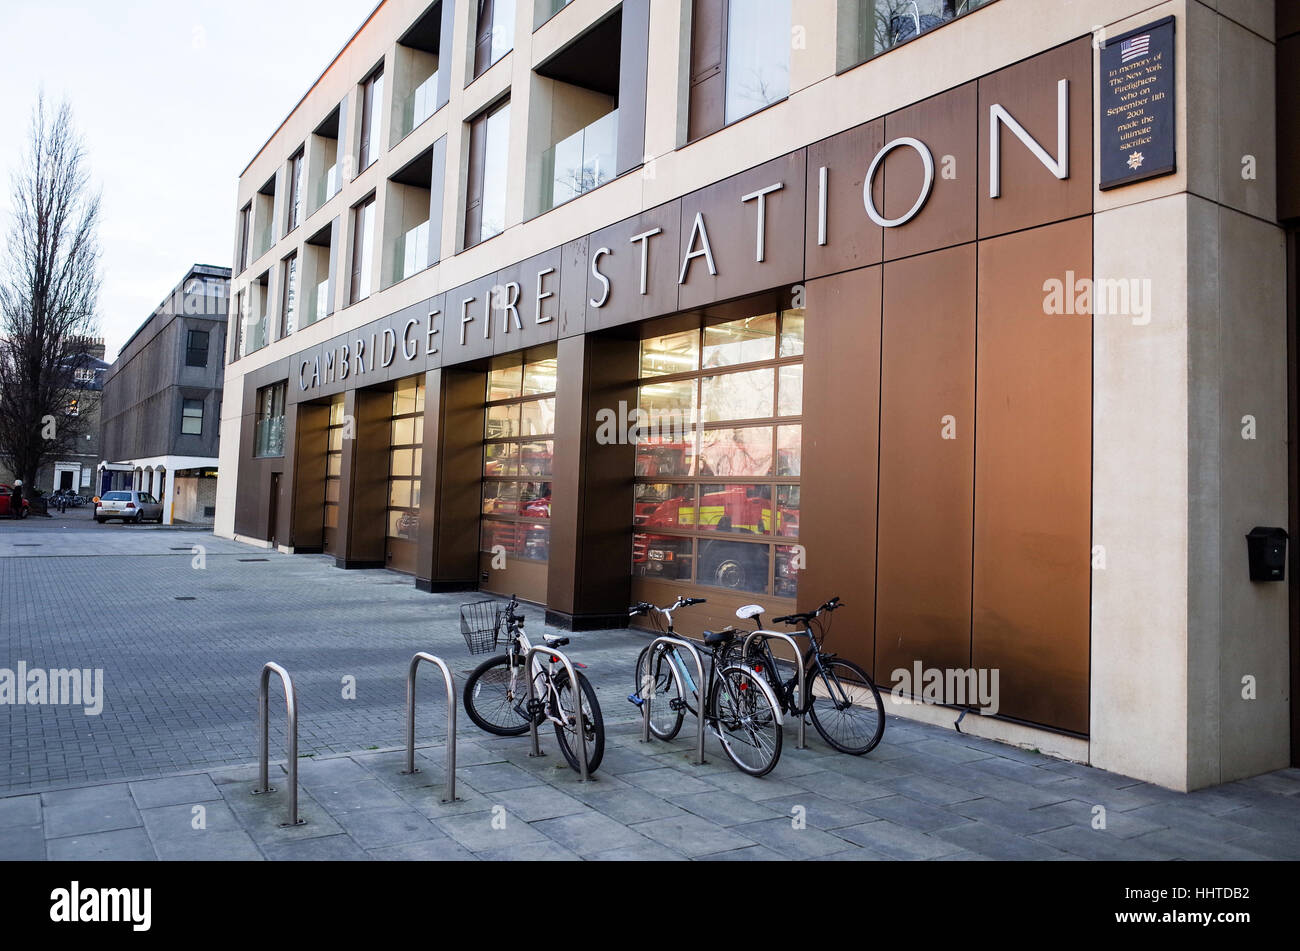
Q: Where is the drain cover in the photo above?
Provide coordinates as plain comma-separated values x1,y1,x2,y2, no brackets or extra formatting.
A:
238,558,269,563
14,544,40,547
174,596,197,601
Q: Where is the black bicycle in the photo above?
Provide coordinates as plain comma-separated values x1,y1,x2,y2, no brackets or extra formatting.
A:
629,597,784,777
726,597,886,755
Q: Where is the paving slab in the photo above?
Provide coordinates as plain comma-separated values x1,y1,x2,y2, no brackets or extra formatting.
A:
629,813,756,857
46,827,157,861
533,811,656,855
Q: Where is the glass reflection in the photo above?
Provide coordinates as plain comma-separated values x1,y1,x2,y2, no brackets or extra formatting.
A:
699,427,773,477
701,367,774,423
699,484,772,534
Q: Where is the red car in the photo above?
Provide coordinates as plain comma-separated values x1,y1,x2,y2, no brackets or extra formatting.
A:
0,484,30,519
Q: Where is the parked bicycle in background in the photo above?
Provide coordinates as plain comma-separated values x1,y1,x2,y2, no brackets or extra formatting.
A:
728,597,886,755
629,596,785,777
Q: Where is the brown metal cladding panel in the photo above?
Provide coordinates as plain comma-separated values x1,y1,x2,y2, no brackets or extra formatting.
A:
585,202,682,333
292,405,331,549
416,368,442,585
977,38,1092,240
432,368,487,583
876,244,976,683
798,266,882,676
482,552,549,603
557,237,589,338
443,273,498,366
687,0,726,142
344,387,392,565
547,335,639,618
805,119,884,280
883,83,978,262
1278,36,1300,222
275,404,299,546
973,216,1092,735
492,249,562,354
678,152,806,310
1281,6,1300,38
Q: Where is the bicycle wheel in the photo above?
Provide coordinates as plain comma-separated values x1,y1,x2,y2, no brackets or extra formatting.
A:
806,658,886,755
709,666,782,777
462,654,532,736
634,644,685,741
552,670,605,774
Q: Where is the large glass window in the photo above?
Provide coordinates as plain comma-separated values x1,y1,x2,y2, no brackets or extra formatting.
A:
280,252,298,337
387,378,425,573
286,149,304,234
725,0,792,124
323,397,345,554
473,101,511,246
482,354,556,564
839,0,998,71
633,309,804,597
254,382,287,458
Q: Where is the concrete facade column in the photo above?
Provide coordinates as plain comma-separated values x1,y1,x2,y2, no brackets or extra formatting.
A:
163,469,177,525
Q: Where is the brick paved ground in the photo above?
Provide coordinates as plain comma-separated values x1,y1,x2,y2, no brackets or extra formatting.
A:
3,523,1300,860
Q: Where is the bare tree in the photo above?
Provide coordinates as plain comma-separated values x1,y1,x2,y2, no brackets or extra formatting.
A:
0,95,102,505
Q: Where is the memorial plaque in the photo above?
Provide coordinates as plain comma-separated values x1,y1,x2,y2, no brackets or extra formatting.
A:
1100,16,1176,189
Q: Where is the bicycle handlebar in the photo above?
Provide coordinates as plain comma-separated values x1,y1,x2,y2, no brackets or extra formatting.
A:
772,596,842,626
628,596,707,618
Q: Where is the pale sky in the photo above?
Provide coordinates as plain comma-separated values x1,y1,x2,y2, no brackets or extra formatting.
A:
0,1,377,361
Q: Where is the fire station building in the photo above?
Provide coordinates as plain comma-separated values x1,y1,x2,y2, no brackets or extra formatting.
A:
218,0,1300,791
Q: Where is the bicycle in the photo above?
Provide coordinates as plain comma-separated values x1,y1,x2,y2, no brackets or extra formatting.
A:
628,596,784,777
727,596,886,755
461,594,605,774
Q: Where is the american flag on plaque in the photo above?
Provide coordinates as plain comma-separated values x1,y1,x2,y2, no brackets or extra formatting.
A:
1120,34,1151,63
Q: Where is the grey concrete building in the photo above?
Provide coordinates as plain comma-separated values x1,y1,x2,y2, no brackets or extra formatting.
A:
98,264,231,523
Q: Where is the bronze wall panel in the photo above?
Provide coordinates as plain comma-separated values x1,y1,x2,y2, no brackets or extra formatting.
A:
233,359,291,541
546,334,640,629
492,249,562,355
977,37,1092,240
883,83,978,262
973,216,1092,734
341,386,391,567
427,367,487,587
629,577,795,641
876,244,976,683
1278,35,1300,222
799,266,882,676
804,119,884,280
678,152,806,310
584,202,682,333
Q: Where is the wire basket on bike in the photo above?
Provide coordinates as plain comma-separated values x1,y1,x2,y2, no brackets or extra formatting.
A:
460,599,503,654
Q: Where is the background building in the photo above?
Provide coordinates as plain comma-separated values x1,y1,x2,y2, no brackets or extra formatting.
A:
216,0,1295,792
98,263,230,523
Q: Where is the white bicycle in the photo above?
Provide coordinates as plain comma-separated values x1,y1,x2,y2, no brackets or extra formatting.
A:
461,595,605,774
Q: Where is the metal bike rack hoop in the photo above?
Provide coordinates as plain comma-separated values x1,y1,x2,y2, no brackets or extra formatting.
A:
253,662,305,826
742,630,807,750
402,652,459,804
523,644,590,783
643,636,707,766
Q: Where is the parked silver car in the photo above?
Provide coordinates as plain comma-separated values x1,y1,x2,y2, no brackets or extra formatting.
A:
95,491,164,524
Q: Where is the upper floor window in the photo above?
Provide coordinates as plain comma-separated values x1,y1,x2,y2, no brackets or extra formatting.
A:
286,149,304,234
308,105,344,214
350,196,377,304
74,367,96,383
185,329,210,367
393,2,443,144
837,0,998,71
688,0,791,141
253,382,287,458
474,0,516,79
464,99,511,249
181,398,204,436
358,65,385,172
237,203,252,273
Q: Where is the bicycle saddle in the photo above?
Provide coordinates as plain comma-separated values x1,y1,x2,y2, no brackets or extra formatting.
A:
703,629,736,646
544,636,570,649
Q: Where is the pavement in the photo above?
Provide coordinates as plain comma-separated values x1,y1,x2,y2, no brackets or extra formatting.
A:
3,522,1300,860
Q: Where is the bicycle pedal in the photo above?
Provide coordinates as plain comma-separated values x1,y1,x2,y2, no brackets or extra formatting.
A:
627,693,644,707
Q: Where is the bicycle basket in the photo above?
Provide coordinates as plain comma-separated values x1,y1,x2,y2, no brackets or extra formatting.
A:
460,599,503,654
